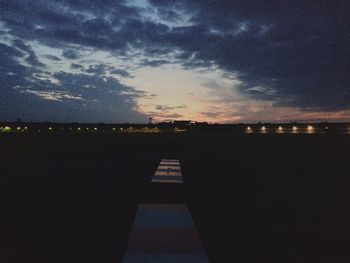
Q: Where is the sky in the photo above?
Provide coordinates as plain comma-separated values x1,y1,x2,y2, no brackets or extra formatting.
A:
0,0,349,123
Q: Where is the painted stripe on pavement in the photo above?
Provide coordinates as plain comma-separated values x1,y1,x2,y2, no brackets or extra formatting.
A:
124,254,209,263
154,171,182,176
132,204,194,227
123,159,209,262
157,166,181,171
160,162,180,166
151,178,183,184
161,159,179,162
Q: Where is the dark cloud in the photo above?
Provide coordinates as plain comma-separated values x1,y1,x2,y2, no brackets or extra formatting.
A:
157,9,181,23
43,55,61,61
12,39,44,67
201,111,224,118
62,49,80,59
147,112,183,119
161,113,183,119
84,64,131,78
0,42,46,121
139,59,171,67
0,43,146,122
0,42,25,58
1,0,349,120
50,72,147,122
70,63,84,69
110,68,131,78
85,64,108,75
153,0,350,111
155,104,186,111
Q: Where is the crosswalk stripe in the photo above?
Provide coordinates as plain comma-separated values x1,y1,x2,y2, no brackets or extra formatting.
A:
123,159,209,262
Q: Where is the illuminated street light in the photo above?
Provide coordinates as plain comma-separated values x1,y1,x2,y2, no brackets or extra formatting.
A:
261,126,266,132
278,126,283,132
307,125,314,133
3,126,12,132
292,126,298,131
246,126,252,133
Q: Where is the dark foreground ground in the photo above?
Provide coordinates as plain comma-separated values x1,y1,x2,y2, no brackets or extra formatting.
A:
0,133,349,263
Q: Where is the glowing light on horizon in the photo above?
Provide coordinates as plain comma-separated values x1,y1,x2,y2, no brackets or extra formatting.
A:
2,126,12,132
307,125,314,133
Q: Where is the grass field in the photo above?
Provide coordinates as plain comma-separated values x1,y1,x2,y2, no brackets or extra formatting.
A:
1,133,349,262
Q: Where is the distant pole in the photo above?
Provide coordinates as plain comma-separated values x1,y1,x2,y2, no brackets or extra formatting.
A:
149,117,153,124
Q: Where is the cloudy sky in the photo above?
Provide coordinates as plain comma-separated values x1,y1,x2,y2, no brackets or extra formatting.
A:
0,0,349,123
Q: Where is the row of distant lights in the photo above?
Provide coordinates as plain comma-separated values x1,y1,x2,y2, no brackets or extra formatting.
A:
245,125,316,133
2,126,309,132
1,125,350,133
